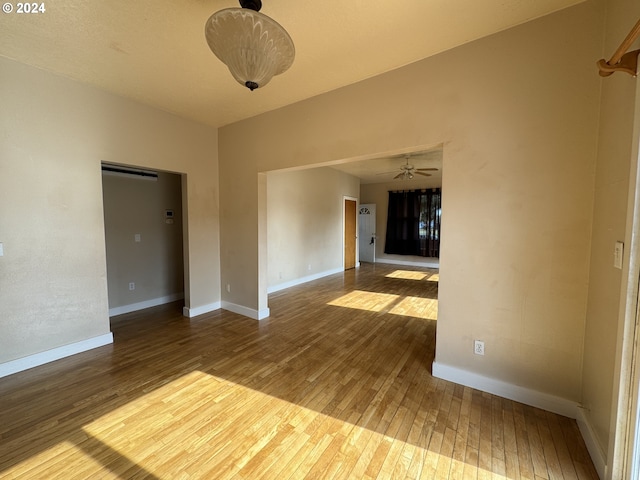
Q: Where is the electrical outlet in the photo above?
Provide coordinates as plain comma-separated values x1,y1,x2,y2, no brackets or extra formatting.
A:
226,284,231,293
474,340,485,356
308,264,312,271
134,234,141,243
129,282,135,291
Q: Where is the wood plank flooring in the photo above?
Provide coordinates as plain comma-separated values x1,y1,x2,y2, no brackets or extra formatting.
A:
0,263,598,479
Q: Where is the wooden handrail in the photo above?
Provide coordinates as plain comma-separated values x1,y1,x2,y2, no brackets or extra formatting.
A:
597,18,640,77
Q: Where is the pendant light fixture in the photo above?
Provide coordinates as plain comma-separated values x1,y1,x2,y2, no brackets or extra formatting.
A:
205,0,295,91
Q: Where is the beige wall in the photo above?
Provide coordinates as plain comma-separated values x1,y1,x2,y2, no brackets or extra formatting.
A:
267,167,360,289
102,171,184,310
581,0,640,469
361,180,441,266
219,2,602,400
0,56,219,364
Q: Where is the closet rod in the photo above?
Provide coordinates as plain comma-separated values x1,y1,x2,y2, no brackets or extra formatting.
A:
597,18,640,77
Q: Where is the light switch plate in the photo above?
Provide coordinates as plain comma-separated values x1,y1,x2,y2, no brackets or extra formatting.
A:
614,241,624,269
0,242,3,257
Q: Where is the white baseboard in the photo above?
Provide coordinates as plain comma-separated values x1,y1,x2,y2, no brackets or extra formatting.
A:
268,267,344,294
375,258,440,268
222,301,270,320
183,301,222,318
432,362,579,418
109,293,184,316
576,407,607,479
0,333,114,379
183,300,269,321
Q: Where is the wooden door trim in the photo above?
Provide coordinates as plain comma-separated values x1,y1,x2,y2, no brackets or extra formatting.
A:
343,196,358,270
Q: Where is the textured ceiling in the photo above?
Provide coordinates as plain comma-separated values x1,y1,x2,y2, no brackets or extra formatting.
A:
0,0,582,129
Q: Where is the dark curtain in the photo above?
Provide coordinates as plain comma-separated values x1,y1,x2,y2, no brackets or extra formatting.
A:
384,189,441,257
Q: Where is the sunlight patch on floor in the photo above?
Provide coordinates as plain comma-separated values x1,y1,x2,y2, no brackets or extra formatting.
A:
327,290,400,312
385,270,427,280
4,370,511,479
385,269,439,282
5,441,119,479
79,370,319,478
388,296,438,321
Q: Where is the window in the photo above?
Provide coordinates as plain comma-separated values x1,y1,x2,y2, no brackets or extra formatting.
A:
384,189,441,257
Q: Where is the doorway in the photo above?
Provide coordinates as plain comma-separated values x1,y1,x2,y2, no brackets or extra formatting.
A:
101,164,186,316
358,204,376,263
344,197,357,270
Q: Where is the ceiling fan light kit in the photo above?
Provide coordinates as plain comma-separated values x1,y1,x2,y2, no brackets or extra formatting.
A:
390,155,438,180
205,0,295,91
395,171,415,180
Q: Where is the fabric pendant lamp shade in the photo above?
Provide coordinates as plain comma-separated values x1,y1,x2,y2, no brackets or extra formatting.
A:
205,8,295,91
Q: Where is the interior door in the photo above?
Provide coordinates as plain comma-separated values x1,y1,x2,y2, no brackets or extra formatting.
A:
344,199,357,270
358,204,376,263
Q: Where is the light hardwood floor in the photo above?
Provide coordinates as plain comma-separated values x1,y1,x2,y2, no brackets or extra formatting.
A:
0,263,598,479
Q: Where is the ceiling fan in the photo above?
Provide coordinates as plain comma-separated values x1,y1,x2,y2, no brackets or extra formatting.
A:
380,156,438,180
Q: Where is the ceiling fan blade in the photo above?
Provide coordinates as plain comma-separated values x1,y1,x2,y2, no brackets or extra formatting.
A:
415,172,432,177
393,172,404,179
375,171,399,175
416,168,438,171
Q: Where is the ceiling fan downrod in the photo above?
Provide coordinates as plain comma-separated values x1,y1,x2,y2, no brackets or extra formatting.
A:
239,0,262,11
